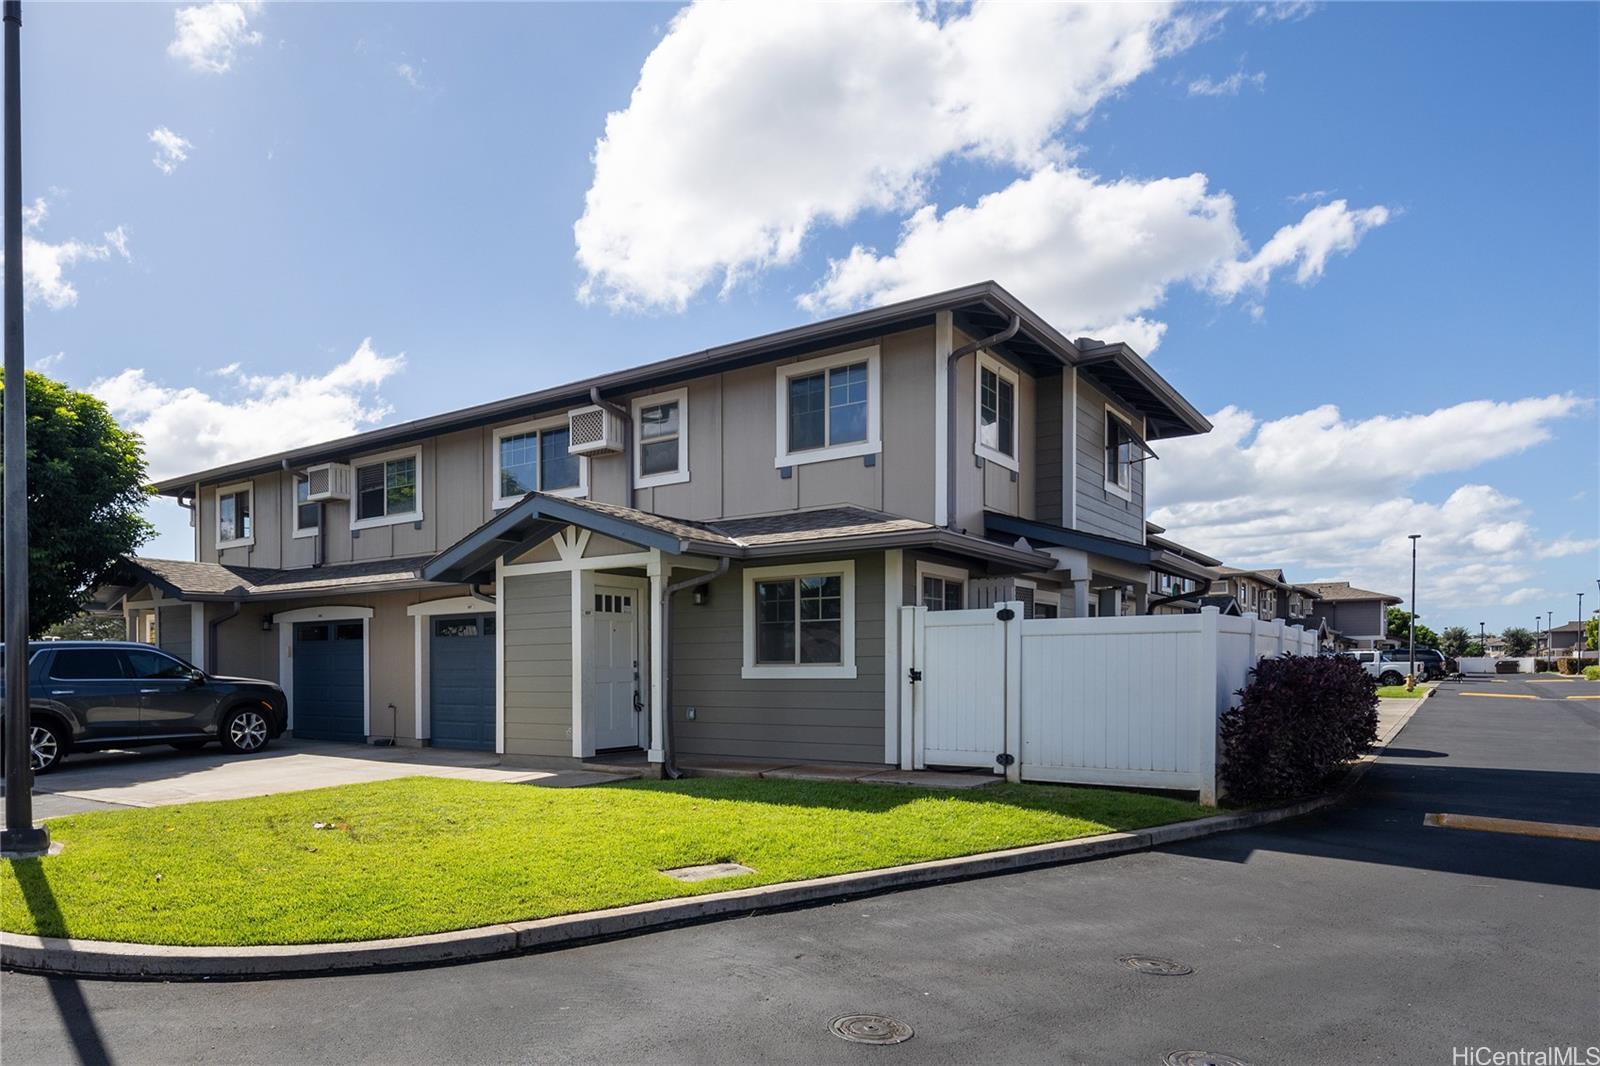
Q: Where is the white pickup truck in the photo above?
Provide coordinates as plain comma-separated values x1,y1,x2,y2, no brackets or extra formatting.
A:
1352,649,1439,685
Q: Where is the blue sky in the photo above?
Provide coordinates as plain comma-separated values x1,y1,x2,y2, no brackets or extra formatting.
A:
11,1,1597,633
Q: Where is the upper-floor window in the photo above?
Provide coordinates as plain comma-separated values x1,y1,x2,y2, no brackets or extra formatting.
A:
216,481,253,548
917,561,967,611
493,419,585,509
975,353,1019,469
1105,409,1135,499
352,448,421,530
742,560,857,680
632,388,689,489
774,346,881,468
293,474,320,538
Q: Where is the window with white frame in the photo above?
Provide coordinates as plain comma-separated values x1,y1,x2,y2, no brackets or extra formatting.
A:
975,353,1019,468
742,560,856,679
632,388,689,488
352,449,421,529
1033,589,1061,619
293,474,319,538
493,420,585,508
1104,408,1135,497
916,562,966,612
215,481,253,548
774,347,881,468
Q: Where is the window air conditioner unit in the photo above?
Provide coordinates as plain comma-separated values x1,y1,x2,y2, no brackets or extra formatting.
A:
567,405,624,455
304,462,353,501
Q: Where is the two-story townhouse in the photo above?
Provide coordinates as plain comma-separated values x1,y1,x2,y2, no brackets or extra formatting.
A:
1144,522,1222,615
1302,581,1403,649
105,282,1210,773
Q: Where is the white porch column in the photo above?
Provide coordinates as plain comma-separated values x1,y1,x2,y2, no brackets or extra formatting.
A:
1069,581,1090,618
647,552,667,764
190,603,206,671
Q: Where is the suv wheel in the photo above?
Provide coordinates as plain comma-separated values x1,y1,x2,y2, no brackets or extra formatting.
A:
220,706,271,754
29,719,67,774
1379,671,1404,687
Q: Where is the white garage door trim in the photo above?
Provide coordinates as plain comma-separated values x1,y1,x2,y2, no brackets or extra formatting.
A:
274,605,374,734
407,595,496,743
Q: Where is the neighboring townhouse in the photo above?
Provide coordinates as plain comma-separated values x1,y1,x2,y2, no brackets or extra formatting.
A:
1145,523,1222,615
1547,620,1593,659
1303,581,1403,649
103,282,1211,771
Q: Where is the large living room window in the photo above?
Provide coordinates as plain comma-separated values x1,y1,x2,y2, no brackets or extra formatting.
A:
352,448,422,529
493,419,585,509
215,481,253,548
775,347,881,468
742,560,857,679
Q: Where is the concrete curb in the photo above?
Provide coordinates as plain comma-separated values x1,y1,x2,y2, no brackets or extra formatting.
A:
2,697,1428,981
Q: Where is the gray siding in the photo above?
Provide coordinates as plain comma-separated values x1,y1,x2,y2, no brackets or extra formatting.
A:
672,553,886,764
1073,376,1144,543
1034,369,1063,526
502,572,573,759
157,605,192,661
951,333,1037,532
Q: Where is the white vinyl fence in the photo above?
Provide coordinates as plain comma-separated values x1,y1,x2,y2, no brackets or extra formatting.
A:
901,604,1319,805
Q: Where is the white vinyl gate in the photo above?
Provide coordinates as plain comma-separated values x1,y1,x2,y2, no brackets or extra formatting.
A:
901,605,1321,803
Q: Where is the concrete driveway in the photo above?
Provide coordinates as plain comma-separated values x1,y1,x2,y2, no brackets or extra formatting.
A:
1,738,625,819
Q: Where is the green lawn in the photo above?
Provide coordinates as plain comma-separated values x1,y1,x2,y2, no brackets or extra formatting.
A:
1375,685,1425,698
0,776,1207,947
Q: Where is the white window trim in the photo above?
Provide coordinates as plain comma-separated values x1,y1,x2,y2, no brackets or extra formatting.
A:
1103,404,1134,500
741,559,857,680
291,473,319,540
1034,588,1062,613
773,345,882,469
974,352,1020,472
350,445,424,531
631,387,690,489
214,480,255,550
491,417,589,510
915,560,968,610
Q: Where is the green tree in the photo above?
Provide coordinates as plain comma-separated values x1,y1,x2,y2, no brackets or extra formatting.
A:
1501,626,1534,657
1585,617,1598,652
1386,606,1439,649
0,370,153,636
1464,641,1485,657
1438,625,1471,658
43,612,127,641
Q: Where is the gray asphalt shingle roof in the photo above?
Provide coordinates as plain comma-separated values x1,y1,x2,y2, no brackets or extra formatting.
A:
126,556,432,601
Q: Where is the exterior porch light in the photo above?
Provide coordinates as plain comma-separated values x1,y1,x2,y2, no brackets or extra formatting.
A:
693,586,709,606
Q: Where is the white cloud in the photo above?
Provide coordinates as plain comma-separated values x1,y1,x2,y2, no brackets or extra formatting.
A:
90,340,405,480
149,127,194,175
21,196,48,231
168,1,262,74
34,351,65,373
1148,394,1593,610
394,62,423,90
1187,69,1266,96
1,203,133,310
801,166,1387,352
1503,587,1544,606
575,1,1209,311
1250,2,1320,24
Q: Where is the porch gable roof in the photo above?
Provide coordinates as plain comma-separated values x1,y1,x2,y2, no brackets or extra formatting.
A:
982,512,1152,567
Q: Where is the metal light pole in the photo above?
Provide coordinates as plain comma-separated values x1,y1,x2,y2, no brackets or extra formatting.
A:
2,0,47,856
1546,611,1553,662
1407,534,1421,689
1579,592,1586,662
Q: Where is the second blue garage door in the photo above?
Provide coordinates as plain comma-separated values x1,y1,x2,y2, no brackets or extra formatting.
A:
429,614,495,750
293,621,365,742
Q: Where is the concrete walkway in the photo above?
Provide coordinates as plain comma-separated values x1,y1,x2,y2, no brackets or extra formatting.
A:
1,738,631,819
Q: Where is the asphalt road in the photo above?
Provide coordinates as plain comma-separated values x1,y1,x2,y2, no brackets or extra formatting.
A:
3,677,1596,1066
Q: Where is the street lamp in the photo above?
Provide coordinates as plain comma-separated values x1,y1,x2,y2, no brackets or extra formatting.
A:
1579,592,1587,662
1407,534,1421,689
1479,621,1486,654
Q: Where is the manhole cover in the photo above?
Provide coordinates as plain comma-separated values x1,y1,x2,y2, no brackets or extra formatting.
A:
1163,1053,1252,1066
1118,954,1194,976
829,1014,913,1045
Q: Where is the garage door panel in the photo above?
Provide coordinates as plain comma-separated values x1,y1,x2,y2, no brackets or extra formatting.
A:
430,615,495,750
293,622,365,742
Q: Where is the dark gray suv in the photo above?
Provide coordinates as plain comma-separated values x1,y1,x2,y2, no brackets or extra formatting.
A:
0,641,287,773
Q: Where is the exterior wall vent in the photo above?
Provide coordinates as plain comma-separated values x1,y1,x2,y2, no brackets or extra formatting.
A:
567,405,624,455
304,462,353,501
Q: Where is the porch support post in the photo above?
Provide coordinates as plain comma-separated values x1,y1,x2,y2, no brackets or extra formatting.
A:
190,603,207,671
646,551,666,764
883,549,902,765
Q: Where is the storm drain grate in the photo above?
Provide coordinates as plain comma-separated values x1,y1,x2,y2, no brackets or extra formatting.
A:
1118,954,1194,976
1163,1052,1252,1066
829,1014,914,1045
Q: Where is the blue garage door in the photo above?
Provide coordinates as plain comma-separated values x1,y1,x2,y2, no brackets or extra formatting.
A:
429,614,495,750
293,621,365,742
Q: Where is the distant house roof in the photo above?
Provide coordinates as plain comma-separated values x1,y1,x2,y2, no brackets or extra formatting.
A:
1198,594,1243,616
1302,581,1403,605
1146,532,1222,569
424,494,1054,584
122,555,435,602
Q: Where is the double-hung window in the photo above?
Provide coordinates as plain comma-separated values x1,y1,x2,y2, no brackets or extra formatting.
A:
974,353,1019,469
215,481,253,548
1104,409,1135,498
632,388,689,488
916,562,967,612
492,420,585,508
775,347,880,468
293,474,320,538
742,560,856,679
352,449,421,529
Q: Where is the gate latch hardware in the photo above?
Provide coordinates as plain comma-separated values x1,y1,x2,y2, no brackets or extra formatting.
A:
907,668,923,684
995,753,1015,767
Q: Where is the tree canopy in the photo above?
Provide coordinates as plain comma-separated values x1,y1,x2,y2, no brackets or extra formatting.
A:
1501,627,1534,657
0,370,153,635
1438,626,1471,658
1386,606,1439,650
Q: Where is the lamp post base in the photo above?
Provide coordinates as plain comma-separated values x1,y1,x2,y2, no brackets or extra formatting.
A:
1,824,50,858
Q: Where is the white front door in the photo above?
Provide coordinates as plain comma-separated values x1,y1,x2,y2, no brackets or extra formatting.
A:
586,584,641,750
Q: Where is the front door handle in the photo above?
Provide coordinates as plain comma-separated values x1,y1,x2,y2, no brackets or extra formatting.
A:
139,688,162,694
51,689,75,696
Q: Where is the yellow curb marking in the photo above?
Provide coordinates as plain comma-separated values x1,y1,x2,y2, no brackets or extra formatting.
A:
1424,813,1600,843
1458,691,1538,700
1567,695,1600,700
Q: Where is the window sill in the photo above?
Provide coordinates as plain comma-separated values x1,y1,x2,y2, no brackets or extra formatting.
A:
635,469,690,490
350,511,423,532
216,538,254,551
975,444,1019,472
291,527,320,540
774,440,880,469
492,487,584,511
741,663,857,681
1103,479,1132,501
